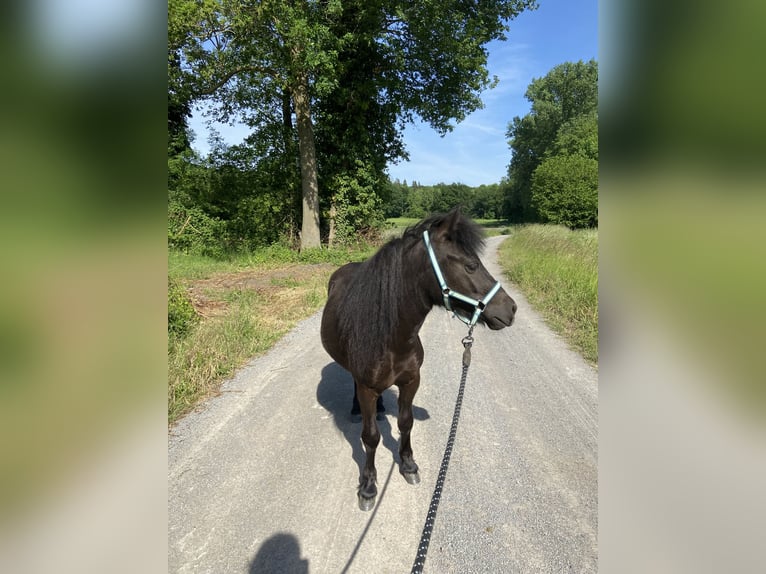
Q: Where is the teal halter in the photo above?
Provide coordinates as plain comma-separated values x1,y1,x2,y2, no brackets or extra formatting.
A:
422,230,502,328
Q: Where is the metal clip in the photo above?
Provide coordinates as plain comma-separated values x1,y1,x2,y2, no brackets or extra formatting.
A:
461,328,474,367
461,344,472,367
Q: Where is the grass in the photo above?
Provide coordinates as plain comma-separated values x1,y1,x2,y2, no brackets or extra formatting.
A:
386,217,420,229
168,243,376,425
169,242,377,281
498,225,598,364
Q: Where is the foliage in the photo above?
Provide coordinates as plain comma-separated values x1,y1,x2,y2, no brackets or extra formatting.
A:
380,0,538,133
552,110,598,160
313,1,405,229
329,160,386,245
383,180,409,218
169,0,538,251
168,134,301,256
531,154,598,229
498,225,598,363
505,60,598,223
168,279,198,338
168,196,229,257
205,139,299,249
473,184,506,219
384,180,506,220
168,0,202,155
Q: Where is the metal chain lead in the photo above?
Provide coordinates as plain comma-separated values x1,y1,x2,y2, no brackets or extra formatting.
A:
411,328,474,574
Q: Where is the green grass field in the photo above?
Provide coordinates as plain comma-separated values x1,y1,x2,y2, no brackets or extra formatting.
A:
168,244,375,424
498,225,598,364
169,243,377,281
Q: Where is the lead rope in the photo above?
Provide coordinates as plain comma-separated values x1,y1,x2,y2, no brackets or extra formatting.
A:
410,327,474,574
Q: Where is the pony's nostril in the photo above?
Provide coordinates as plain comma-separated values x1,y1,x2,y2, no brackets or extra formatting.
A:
512,301,518,314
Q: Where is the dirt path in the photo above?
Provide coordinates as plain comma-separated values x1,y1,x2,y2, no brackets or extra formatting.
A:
168,236,598,573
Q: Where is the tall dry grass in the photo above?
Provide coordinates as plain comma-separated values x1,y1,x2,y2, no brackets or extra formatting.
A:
499,225,598,363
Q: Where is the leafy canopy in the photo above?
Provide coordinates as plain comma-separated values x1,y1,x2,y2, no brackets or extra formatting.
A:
168,0,539,250
505,59,598,223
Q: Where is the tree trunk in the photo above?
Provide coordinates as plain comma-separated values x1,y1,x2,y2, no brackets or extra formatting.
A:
328,202,336,247
292,72,321,249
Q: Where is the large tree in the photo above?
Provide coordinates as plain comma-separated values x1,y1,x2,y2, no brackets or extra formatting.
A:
172,0,536,248
313,1,404,244
528,108,597,228
173,0,340,248
505,59,598,221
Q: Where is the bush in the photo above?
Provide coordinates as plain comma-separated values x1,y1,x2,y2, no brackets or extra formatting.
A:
330,160,386,245
168,198,229,257
168,145,299,257
168,279,198,337
531,154,598,229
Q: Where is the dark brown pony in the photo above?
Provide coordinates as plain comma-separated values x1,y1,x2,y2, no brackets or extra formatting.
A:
320,209,516,510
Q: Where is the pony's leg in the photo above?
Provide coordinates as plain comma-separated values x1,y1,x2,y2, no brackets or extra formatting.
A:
350,385,361,421
351,386,385,422
397,372,421,484
356,381,381,511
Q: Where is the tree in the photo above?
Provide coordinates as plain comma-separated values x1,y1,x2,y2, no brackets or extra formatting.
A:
168,0,200,156
172,0,537,248
473,184,503,218
173,0,341,248
528,109,598,229
316,0,537,240
430,183,475,213
313,0,404,244
505,59,598,221
383,180,409,218
552,110,598,160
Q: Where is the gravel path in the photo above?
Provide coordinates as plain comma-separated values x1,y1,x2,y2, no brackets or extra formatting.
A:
168,235,598,573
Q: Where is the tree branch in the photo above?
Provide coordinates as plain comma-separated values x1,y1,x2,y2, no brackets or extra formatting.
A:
195,64,280,97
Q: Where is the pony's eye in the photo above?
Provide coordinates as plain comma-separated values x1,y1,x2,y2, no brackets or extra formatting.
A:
465,260,478,273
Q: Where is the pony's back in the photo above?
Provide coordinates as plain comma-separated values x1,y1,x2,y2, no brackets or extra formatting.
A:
320,240,405,377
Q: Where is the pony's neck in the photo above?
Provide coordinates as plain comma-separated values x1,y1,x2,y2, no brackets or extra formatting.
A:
395,243,437,338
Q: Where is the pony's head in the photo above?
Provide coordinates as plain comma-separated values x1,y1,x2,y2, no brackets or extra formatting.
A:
414,209,516,329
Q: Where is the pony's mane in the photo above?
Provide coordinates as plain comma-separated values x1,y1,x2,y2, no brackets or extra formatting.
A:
402,211,486,256
337,210,485,375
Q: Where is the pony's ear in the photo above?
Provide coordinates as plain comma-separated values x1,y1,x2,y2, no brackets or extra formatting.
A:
434,207,462,240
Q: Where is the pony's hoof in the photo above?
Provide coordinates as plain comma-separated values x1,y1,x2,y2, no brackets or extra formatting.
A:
358,494,376,511
402,471,421,485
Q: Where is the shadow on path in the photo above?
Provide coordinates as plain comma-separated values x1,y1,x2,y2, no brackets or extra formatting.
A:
249,532,308,574
316,362,430,478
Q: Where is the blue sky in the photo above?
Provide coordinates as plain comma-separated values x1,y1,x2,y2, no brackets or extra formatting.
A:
188,0,597,187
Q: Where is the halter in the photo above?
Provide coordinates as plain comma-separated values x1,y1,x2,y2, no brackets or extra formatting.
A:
422,230,502,328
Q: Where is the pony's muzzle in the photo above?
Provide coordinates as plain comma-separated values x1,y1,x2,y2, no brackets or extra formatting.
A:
485,293,516,329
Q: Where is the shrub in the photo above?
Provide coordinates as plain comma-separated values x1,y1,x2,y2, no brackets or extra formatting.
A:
330,160,386,245
531,154,598,229
168,198,229,257
168,279,198,337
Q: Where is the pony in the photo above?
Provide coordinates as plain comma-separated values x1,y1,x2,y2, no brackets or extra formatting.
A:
320,209,517,510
